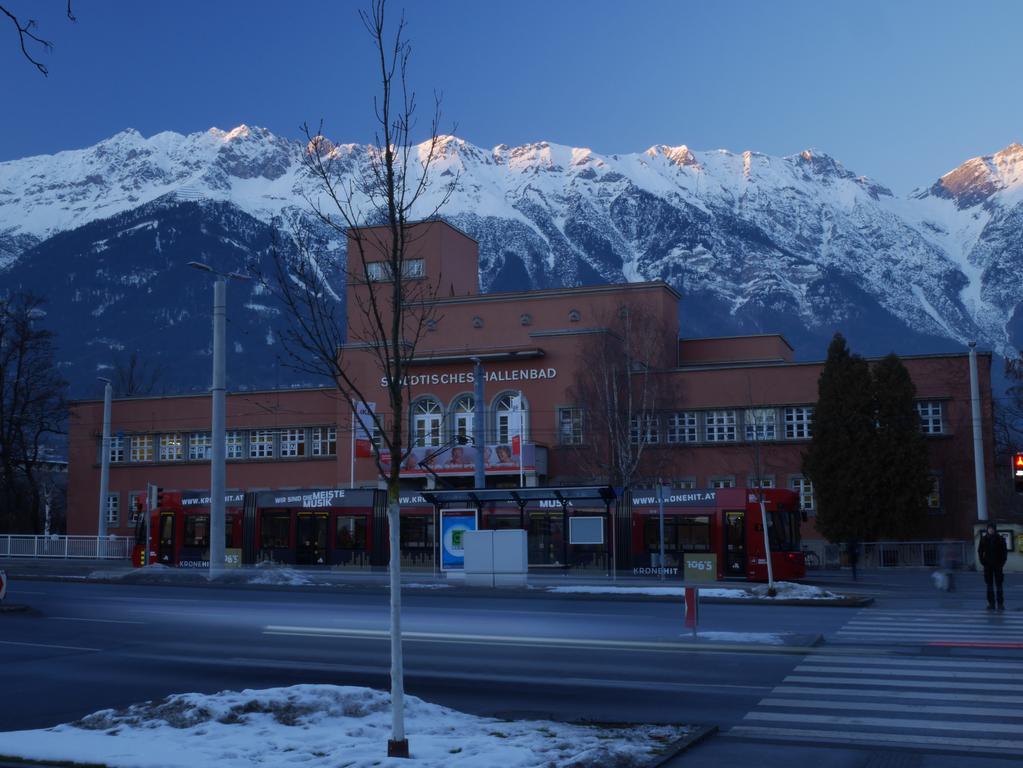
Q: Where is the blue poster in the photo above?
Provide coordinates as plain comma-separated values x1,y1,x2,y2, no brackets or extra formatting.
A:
441,510,477,571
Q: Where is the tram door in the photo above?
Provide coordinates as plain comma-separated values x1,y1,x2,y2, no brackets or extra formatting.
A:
723,510,746,577
157,511,176,564
296,512,328,565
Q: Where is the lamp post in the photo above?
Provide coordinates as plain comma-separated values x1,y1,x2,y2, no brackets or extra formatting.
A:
968,341,988,522
97,377,112,542
471,357,485,490
188,261,250,577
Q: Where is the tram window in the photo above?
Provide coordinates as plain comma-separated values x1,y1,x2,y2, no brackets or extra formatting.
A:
335,516,367,549
644,516,711,552
400,515,434,549
768,510,799,551
159,514,174,547
184,515,210,548
261,513,291,548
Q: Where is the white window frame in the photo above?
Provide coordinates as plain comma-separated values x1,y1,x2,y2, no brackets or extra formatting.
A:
558,407,584,445
105,492,119,525
189,432,212,461
226,430,244,460
710,476,736,489
311,426,338,457
367,258,425,282
108,435,125,463
667,412,698,444
159,433,183,462
674,478,698,490
249,429,275,459
630,413,660,444
748,475,775,489
790,476,815,513
280,428,306,458
916,400,943,435
744,408,777,441
704,410,737,442
413,399,443,447
784,406,814,439
129,434,153,463
452,395,475,444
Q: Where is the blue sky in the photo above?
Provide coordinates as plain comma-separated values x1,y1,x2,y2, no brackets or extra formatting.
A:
4,0,1022,193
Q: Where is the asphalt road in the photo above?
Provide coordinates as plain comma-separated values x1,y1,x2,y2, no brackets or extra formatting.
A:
1,569,1021,767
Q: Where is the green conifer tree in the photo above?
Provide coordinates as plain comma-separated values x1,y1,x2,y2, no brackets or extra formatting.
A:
802,333,875,541
871,353,931,539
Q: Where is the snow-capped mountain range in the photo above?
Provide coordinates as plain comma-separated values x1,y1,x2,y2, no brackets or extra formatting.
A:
1,125,1021,395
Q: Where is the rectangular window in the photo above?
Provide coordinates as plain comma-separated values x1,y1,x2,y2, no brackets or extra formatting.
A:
748,475,775,489
280,428,306,458
311,426,338,457
630,414,659,444
710,476,735,489
184,515,210,548
159,433,183,462
558,407,584,445
927,476,942,512
667,412,698,443
704,410,737,442
226,431,244,460
784,406,814,439
790,476,815,513
105,492,119,525
335,515,368,549
916,400,943,434
745,408,777,441
261,512,291,548
249,430,275,459
188,432,211,461
108,435,125,463
367,258,425,282
128,493,143,524
129,434,153,463
673,478,697,490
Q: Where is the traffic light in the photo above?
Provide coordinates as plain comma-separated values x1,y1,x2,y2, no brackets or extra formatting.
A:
1014,453,1023,494
155,487,166,509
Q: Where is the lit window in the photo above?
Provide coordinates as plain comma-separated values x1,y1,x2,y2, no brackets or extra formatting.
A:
745,408,776,441
413,399,443,447
630,413,659,444
667,412,698,443
311,427,338,457
129,434,153,463
280,428,306,458
790,476,815,513
705,410,737,442
916,401,943,434
105,493,119,525
711,476,735,489
159,433,183,462
558,407,584,445
784,407,814,439
226,431,244,460
189,433,211,461
249,430,275,459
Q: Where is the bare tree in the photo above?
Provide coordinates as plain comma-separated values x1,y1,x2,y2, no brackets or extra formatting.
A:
111,350,164,398
263,1,454,757
2,1,75,76
0,292,68,533
568,300,673,490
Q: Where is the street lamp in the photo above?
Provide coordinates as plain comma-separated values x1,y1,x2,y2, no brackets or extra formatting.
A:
97,377,112,543
188,261,250,577
470,357,485,490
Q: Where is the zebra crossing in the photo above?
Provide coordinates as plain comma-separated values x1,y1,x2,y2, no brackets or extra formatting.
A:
729,609,1023,755
833,608,1023,647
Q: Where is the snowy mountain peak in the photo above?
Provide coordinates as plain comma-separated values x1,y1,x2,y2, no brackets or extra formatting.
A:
645,144,698,169
927,141,1023,209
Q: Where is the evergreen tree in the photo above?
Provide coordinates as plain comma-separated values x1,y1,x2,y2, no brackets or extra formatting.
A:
871,353,931,539
802,333,875,541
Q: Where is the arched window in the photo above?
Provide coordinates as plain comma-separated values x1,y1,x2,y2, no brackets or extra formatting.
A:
413,399,443,447
451,395,474,444
495,393,527,445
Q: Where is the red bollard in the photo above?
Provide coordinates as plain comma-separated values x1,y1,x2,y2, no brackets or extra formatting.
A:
683,585,698,635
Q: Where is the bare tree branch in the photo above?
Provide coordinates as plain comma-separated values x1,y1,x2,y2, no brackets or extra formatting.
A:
2,1,76,77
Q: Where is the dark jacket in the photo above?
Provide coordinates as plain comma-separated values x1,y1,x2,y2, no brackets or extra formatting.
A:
978,532,1008,570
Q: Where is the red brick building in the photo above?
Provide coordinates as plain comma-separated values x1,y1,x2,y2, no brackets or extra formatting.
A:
67,221,996,564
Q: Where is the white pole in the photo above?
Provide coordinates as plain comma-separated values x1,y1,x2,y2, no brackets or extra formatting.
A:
968,342,989,522
387,496,407,755
209,277,227,578
350,408,356,488
518,390,524,488
759,494,775,590
657,482,665,581
97,379,112,541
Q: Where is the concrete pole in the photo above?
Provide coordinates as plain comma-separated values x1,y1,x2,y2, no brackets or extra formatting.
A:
968,342,989,522
97,379,112,540
657,482,665,581
210,277,227,575
473,358,485,490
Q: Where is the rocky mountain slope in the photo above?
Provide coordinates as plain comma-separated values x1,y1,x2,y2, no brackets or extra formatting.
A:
1,126,1020,395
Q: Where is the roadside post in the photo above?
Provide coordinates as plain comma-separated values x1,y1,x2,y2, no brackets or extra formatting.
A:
683,584,698,637
0,569,7,603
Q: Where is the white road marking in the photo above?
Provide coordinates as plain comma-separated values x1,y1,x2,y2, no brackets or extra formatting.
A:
784,674,1022,691
729,725,1023,752
772,685,1023,704
745,711,1023,734
0,639,101,652
48,616,145,625
794,664,1023,680
803,655,1013,670
760,697,1023,718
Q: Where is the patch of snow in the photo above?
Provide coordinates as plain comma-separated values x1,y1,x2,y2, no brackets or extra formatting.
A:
547,581,841,600
0,685,691,768
693,631,786,645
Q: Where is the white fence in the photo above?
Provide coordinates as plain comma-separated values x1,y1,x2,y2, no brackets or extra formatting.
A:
0,535,133,560
801,540,974,570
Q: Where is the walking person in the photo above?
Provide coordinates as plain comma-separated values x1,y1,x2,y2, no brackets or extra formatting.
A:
977,524,1007,611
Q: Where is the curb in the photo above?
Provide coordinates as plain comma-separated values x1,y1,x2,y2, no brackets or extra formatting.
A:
643,724,718,768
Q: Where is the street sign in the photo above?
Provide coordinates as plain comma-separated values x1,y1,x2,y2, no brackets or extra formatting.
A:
684,553,718,582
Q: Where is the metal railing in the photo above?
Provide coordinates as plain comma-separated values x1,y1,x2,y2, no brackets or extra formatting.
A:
801,540,974,570
0,535,133,560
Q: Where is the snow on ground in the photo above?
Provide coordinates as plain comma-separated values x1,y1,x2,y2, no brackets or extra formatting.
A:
246,567,317,586
547,581,841,600
692,632,786,645
0,685,691,768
